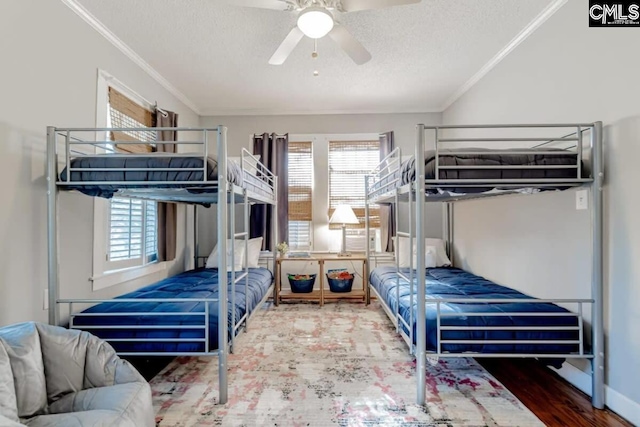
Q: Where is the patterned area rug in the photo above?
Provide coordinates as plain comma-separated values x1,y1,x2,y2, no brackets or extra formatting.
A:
150,302,543,426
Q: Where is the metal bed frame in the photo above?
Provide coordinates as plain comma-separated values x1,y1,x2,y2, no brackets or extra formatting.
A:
46,126,278,404
364,122,604,409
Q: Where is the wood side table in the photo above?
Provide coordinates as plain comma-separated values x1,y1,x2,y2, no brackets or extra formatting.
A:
275,253,368,306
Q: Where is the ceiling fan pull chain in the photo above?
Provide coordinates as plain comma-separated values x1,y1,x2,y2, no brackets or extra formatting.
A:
313,39,319,76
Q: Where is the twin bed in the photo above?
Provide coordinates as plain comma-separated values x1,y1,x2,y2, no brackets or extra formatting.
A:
70,267,274,354
364,123,604,408
369,267,580,358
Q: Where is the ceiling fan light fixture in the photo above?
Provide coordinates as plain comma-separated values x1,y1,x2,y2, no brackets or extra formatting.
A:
297,7,334,39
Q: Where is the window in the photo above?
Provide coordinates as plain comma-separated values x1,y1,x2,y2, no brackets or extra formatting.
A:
288,141,313,250
107,198,157,270
328,140,380,229
104,87,158,271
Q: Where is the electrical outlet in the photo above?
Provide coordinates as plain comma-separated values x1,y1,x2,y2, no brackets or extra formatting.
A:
43,289,49,310
576,190,588,210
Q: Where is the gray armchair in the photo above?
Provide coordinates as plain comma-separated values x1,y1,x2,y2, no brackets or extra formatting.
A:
0,322,154,427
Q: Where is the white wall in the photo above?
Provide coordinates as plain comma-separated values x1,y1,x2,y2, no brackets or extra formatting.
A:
197,113,444,256
443,0,640,420
0,0,199,326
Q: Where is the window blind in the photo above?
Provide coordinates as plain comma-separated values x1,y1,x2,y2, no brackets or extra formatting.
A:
288,141,313,249
288,142,313,221
108,198,157,262
108,198,144,261
328,140,380,229
145,201,157,262
288,221,312,250
108,87,156,153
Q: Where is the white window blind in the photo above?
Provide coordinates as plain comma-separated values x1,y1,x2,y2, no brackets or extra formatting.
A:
108,198,143,262
108,198,157,267
145,201,158,262
288,141,313,250
328,140,380,229
288,221,312,250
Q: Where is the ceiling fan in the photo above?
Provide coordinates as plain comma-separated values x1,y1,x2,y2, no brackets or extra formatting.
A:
232,0,421,65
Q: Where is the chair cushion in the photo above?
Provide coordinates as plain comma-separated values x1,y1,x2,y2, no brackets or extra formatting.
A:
22,410,128,427
0,342,19,422
0,323,47,418
34,323,87,403
47,383,152,427
82,337,145,389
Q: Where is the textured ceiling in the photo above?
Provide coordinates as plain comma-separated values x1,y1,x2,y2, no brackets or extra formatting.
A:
77,0,555,115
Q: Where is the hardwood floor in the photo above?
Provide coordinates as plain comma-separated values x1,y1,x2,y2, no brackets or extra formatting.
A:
480,359,632,427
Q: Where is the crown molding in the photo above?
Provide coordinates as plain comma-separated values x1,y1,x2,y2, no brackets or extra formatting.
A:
199,107,443,117
60,0,201,115
440,0,567,112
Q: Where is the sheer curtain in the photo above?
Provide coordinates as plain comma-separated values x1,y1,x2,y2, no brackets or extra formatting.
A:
250,133,289,249
379,131,395,252
155,109,178,261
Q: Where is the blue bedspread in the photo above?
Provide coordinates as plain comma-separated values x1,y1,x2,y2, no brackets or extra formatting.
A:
369,267,578,355
73,268,273,353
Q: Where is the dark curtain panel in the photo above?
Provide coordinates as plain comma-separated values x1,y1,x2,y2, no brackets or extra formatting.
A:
379,131,396,252
250,133,289,250
155,110,178,262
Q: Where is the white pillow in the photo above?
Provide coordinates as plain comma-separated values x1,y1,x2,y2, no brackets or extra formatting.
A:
245,237,263,268
394,236,451,268
205,240,245,271
425,238,452,267
413,245,437,268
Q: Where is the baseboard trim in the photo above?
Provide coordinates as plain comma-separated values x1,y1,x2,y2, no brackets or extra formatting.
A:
551,364,639,426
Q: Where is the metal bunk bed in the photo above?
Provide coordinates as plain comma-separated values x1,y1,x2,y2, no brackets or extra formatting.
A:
46,126,278,404
364,122,604,409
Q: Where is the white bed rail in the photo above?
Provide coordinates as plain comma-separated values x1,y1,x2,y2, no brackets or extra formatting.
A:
429,297,593,358
54,127,219,186
59,297,220,357
368,278,593,359
366,146,403,200
240,147,277,204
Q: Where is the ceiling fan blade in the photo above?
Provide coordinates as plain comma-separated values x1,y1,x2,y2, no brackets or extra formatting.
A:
230,0,291,11
340,0,421,12
328,25,371,65
269,26,305,65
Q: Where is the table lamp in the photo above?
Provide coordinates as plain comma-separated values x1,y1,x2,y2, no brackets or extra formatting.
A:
329,205,359,257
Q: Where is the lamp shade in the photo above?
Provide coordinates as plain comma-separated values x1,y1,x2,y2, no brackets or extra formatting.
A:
329,205,359,225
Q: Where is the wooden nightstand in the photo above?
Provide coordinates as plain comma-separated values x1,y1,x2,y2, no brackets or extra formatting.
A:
275,253,368,306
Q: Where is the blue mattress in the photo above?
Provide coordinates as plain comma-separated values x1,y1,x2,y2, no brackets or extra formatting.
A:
73,268,273,353
58,155,275,199
369,267,579,355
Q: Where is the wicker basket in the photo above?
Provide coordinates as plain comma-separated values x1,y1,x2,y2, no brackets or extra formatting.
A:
288,274,316,293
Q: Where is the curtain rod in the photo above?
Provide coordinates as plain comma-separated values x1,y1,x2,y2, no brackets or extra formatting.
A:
154,102,169,118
